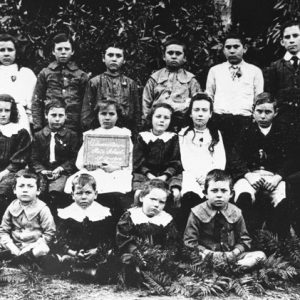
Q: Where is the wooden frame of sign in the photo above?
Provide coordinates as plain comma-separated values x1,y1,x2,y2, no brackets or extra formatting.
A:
83,134,130,168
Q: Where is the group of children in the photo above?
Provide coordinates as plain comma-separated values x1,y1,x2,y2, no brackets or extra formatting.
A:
0,19,300,282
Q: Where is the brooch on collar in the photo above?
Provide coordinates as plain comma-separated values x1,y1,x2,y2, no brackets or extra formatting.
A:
11,75,17,82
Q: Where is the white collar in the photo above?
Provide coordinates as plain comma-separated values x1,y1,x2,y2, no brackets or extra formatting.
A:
284,51,300,61
57,201,111,222
0,123,22,137
128,207,172,227
140,131,175,144
226,60,244,69
0,63,18,74
259,124,272,136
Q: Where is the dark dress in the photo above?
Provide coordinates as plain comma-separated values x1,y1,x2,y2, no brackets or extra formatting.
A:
132,131,183,191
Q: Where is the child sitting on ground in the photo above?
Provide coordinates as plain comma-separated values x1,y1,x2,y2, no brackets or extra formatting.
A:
0,169,57,273
0,94,31,214
55,173,115,282
116,179,178,285
184,169,266,269
132,102,182,206
65,100,133,218
30,99,79,212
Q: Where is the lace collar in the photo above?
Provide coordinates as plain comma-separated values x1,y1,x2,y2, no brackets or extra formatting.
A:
9,199,47,221
128,207,172,227
0,123,22,137
57,201,111,222
140,131,175,144
192,201,241,224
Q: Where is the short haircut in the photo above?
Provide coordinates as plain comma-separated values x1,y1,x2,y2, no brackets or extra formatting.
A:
45,99,66,115
0,94,19,123
71,173,97,192
163,38,186,55
223,32,245,46
103,44,125,56
92,99,124,129
281,20,300,38
138,179,170,206
144,102,174,131
203,169,233,194
52,33,74,51
14,169,40,189
253,92,277,110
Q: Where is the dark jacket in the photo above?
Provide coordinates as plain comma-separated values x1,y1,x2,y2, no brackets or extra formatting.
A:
233,122,292,178
30,126,80,174
81,72,142,135
184,201,251,253
32,61,88,132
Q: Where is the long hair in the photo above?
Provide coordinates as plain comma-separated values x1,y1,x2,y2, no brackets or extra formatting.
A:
0,94,19,123
183,92,219,153
0,34,21,69
91,99,124,129
143,102,175,132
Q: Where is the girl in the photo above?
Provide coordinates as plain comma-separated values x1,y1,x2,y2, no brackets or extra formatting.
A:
64,100,133,215
116,179,178,285
0,94,31,207
177,93,226,231
56,174,115,282
0,34,36,133
133,102,182,205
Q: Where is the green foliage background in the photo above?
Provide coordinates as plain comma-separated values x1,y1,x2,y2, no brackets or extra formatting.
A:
0,0,299,88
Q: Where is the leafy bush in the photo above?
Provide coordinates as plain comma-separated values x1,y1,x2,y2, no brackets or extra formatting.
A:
0,0,225,88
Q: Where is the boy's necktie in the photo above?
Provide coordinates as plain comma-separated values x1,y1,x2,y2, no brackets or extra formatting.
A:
230,65,241,80
291,56,299,70
49,132,56,163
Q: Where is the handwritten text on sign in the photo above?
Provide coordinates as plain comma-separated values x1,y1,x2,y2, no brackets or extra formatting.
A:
83,134,130,167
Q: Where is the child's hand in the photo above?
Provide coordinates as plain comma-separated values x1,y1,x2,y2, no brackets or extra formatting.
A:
52,166,63,180
85,164,98,171
9,245,21,257
156,175,168,181
262,174,282,192
171,188,181,207
0,169,9,182
146,173,156,180
245,172,264,189
100,163,120,173
77,249,86,258
224,251,236,262
195,175,205,186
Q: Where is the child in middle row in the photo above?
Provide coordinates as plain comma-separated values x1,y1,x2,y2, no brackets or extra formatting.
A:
64,100,133,217
132,102,183,206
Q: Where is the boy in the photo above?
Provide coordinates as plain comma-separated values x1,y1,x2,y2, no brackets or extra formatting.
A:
31,100,79,203
233,93,291,237
184,169,265,268
266,21,300,126
142,38,201,130
81,45,141,136
206,33,264,150
32,33,88,133
0,170,57,270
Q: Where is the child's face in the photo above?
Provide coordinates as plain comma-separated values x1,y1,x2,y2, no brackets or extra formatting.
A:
281,25,300,55
98,105,118,129
72,184,97,209
0,41,16,66
103,47,124,73
190,100,212,130
140,188,167,217
164,44,186,70
46,107,66,131
0,101,12,125
253,103,277,128
14,176,40,204
223,38,246,65
152,107,171,135
52,41,74,64
205,180,232,209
